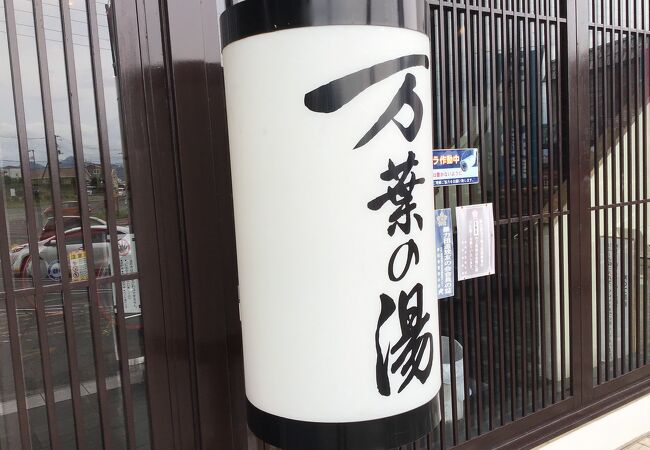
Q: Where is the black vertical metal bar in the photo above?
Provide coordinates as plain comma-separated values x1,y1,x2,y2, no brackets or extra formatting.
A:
524,9,539,412
85,0,138,447
594,25,603,386
625,0,636,372
58,0,113,447
31,0,86,447
614,26,622,379
430,4,445,447
4,0,60,447
511,14,526,417
463,6,481,438
478,9,496,432
571,0,593,407
535,5,548,407
431,4,447,447
610,24,618,381
614,23,629,375
604,27,612,382
512,14,528,419
544,11,558,403
441,3,459,445
438,4,454,447
451,1,471,440
625,23,634,374
554,17,567,399
489,2,505,428
638,23,644,369
504,14,518,422
634,27,642,372
641,34,650,364
479,7,499,430
524,13,538,414
492,6,508,427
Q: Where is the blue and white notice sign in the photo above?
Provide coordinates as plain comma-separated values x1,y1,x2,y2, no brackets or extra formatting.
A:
432,148,480,186
435,208,455,300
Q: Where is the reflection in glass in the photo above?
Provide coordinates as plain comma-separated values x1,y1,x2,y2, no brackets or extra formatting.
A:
71,287,102,449
98,282,125,448
1,0,149,446
16,294,50,449
121,280,149,449
96,0,138,276
67,0,109,247
1,3,31,290
13,0,59,287
44,292,76,449
41,0,84,265
0,295,21,449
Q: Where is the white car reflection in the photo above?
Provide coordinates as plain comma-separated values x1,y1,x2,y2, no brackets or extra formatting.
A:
11,225,130,283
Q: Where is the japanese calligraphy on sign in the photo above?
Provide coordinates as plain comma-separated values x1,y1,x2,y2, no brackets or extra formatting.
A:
434,209,455,299
222,21,441,428
456,203,495,281
305,53,434,397
432,148,479,186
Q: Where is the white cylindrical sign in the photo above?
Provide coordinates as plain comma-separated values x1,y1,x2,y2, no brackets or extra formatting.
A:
220,1,441,448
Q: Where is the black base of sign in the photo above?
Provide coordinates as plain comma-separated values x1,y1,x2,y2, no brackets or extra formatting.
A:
247,394,441,450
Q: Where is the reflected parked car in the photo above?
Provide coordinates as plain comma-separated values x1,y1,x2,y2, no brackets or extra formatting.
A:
39,216,107,240
42,201,93,219
11,225,130,282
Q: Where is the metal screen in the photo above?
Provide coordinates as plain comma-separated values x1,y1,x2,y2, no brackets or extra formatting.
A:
0,0,150,448
429,1,570,448
588,0,650,388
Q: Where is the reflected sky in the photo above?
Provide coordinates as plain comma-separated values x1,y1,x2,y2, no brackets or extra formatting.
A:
0,0,122,169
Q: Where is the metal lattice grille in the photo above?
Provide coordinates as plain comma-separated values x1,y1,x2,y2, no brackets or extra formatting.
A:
589,0,650,387
430,1,570,448
0,0,150,448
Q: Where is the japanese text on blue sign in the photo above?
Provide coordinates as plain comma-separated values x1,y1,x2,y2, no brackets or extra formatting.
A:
434,209,455,299
432,148,480,186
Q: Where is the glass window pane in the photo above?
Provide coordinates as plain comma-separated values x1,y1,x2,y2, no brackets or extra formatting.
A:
121,280,149,449
98,282,125,448
71,287,102,449
97,0,137,276
1,1,31,290
13,0,59,287
45,292,76,450
41,0,84,261
16,294,50,449
0,295,21,449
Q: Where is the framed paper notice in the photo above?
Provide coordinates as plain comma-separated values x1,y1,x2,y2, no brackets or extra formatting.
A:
456,203,495,281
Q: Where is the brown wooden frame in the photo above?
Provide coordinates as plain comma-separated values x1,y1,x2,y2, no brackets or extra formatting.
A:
110,0,247,448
